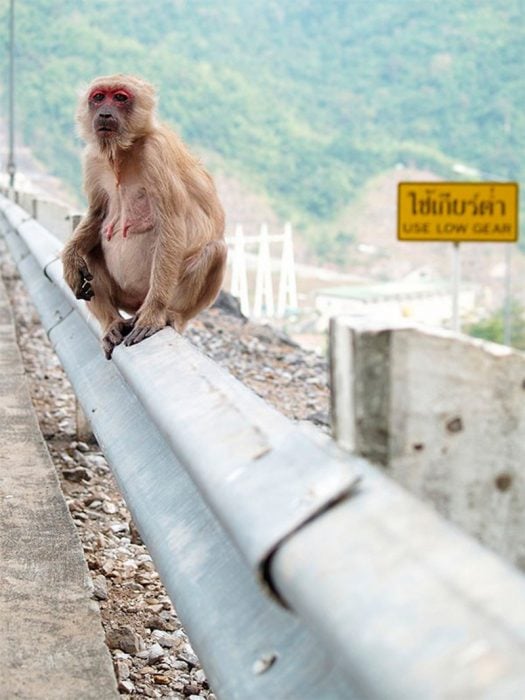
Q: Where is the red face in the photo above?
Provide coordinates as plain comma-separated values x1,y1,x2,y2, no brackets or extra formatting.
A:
89,87,134,136
89,87,133,106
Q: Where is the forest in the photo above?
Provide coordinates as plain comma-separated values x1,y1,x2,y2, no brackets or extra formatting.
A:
0,0,523,259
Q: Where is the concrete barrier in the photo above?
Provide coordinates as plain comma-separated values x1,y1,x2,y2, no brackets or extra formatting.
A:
330,315,525,571
0,273,118,700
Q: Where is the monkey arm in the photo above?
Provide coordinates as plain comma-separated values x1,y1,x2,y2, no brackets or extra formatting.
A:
62,188,107,299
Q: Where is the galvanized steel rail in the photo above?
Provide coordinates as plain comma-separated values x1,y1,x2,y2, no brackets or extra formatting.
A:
2,188,525,699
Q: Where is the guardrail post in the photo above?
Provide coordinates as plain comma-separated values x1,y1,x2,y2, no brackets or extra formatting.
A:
70,213,82,232
329,315,525,571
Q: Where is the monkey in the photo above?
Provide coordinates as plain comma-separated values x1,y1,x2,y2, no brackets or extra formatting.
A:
62,74,227,359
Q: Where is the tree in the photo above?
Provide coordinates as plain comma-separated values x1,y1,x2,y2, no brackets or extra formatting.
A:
466,302,525,351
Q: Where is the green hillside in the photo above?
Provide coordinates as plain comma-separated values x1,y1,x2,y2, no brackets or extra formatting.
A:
0,0,523,258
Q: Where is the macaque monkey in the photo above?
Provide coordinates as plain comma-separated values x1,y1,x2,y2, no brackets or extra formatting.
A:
62,74,227,358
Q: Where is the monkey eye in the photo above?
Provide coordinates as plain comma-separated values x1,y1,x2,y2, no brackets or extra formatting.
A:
114,92,129,102
91,92,105,102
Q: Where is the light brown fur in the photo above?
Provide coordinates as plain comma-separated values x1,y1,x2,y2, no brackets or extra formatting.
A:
62,74,226,358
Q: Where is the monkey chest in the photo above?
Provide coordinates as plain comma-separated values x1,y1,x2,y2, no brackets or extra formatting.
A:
108,185,155,236
101,184,157,294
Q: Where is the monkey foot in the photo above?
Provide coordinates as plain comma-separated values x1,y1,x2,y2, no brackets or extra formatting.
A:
123,320,166,347
102,318,135,359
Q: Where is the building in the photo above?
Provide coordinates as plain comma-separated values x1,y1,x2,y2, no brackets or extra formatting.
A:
315,279,476,330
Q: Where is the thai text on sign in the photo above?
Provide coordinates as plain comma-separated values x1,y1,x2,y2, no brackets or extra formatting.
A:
398,182,519,242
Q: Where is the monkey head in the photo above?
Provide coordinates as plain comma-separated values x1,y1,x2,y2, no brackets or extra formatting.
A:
77,74,157,154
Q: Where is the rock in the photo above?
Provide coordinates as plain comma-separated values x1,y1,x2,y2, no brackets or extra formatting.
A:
212,290,246,319
118,679,135,694
147,603,164,614
141,688,162,698
153,674,171,685
114,659,130,682
151,630,178,648
307,410,330,427
122,560,138,578
106,626,144,655
147,642,165,663
179,649,199,667
62,466,90,482
172,660,189,672
102,501,118,514
101,559,115,575
92,574,108,600
193,669,207,684
73,440,90,452
146,612,176,631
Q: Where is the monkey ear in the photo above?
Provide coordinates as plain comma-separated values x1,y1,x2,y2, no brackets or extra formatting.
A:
75,86,93,144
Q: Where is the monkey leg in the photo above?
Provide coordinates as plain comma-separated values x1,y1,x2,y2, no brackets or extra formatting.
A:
172,239,228,328
124,240,227,347
84,249,133,359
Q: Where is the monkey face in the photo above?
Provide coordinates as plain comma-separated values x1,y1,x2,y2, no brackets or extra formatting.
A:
77,75,157,149
88,88,133,141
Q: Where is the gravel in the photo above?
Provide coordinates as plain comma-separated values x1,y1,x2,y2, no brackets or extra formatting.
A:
0,244,330,698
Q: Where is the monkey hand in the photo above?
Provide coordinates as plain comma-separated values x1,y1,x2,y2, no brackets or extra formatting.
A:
76,262,95,301
123,308,168,347
102,317,135,359
63,253,94,301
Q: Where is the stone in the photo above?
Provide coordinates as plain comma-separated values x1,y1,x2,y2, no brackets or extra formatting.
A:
101,559,115,575
147,643,165,663
153,674,171,685
118,679,135,694
114,659,130,682
92,574,108,601
62,466,90,482
151,630,177,648
106,626,144,655
193,669,207,684
102,501,118,514
146,612,176,632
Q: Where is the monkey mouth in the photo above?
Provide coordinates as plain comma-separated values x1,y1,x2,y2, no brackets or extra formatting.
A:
95,117,119,135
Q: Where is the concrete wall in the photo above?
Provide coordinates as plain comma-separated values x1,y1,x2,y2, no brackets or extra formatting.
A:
330,316,525,571
317,286,476,330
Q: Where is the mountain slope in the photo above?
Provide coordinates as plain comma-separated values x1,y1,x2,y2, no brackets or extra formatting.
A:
0,0,523,258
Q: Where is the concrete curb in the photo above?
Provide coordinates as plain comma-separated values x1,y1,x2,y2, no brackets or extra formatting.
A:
0,276,118,699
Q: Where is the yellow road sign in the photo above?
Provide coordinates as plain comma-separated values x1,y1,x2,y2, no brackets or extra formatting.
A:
398,182,519,242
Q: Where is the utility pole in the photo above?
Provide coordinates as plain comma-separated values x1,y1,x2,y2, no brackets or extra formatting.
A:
7,0,16,188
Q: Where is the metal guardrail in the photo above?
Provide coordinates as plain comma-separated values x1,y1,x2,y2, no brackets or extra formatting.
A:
2,187,525,699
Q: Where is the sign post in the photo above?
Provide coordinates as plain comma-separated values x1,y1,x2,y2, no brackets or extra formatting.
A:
398,182,519,333
451,242,461,332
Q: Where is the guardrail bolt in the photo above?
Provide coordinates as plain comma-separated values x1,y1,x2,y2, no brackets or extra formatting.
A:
252,652,278,675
